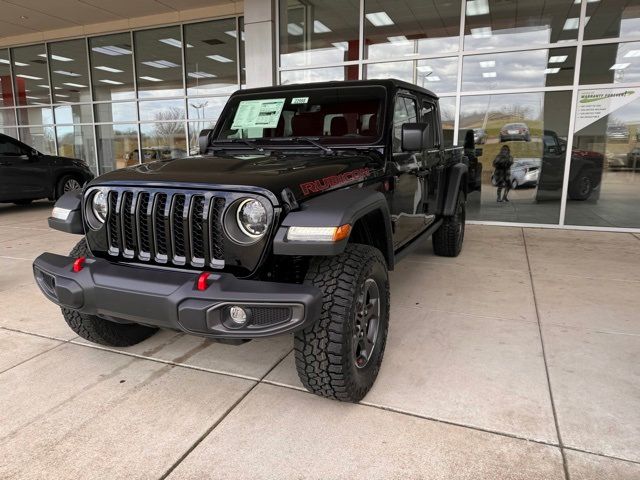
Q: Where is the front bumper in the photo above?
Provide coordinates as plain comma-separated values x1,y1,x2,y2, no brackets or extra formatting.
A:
33,253,323,339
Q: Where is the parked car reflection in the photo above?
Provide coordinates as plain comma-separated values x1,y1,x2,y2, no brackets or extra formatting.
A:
500,123,531,142
473,128,487,144
510,158,541,188
536,130,604,201
125,147,188,164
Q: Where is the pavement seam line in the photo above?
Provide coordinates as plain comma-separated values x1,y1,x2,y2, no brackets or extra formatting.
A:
522,227,571,480
157,347,294,480
0,339,66,376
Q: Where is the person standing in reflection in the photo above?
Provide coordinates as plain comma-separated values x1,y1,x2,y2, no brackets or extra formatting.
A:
493,145,513,202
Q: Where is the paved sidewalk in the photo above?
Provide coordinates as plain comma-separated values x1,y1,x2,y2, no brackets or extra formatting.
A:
0,201,638,479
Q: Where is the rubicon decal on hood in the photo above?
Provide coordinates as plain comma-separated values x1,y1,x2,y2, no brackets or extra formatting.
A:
300,168,371,195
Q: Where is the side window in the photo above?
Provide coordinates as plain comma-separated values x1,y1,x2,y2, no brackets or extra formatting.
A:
393,96,417,152
0,139,24,156
420,101,437,148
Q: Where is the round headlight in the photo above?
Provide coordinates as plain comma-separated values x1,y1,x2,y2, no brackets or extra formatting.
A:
236,198,267,238
91,189,108,223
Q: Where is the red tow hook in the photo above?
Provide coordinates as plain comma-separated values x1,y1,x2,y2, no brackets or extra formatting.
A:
197,272,211,291
72,256,86,272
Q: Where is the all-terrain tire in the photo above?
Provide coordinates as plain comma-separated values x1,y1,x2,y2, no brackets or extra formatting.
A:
568,172,593,201
294,244,390,402
432,191,466,257
61,239,158,347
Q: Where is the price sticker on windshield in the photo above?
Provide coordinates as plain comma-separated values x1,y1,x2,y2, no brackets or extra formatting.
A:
291,97,309,104
231,98,286,129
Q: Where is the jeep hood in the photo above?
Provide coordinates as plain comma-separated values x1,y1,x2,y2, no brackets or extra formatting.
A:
90,151,383,202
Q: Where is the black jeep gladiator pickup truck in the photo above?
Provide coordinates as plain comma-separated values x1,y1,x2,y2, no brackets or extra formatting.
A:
33,79,469,402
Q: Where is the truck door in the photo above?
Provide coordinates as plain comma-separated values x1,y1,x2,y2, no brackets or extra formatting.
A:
388,95,428,249
419,99,442,214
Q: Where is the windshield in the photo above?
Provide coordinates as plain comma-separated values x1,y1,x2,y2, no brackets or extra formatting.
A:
215,86,385,146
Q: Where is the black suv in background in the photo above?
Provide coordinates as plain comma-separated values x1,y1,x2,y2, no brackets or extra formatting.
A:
0,134,94,205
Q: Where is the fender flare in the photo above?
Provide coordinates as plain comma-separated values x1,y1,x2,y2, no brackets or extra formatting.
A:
48,190,84,234
442,163,468,216
273,188,393,266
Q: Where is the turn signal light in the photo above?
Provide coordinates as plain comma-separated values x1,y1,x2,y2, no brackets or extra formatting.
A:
72,257,86,272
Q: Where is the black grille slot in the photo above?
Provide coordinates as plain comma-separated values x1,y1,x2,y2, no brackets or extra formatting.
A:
210,198,226,261
250,307,292,326
137,192,151,257
108,191,119,250
172,195,186,260
154,194,168,257
191,196,205,261
121,191,136,253
102,188,236,269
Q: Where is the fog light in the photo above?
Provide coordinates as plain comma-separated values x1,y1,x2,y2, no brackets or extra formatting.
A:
229,306,248,325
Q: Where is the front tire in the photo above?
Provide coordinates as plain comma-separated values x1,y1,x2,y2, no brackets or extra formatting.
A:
56,175,82,199
433,191,466,257
294,244,390,402
61,239,158,347
568,173,593,201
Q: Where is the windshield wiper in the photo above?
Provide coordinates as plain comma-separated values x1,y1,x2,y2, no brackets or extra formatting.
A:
212,139,264,153
270,137,334,154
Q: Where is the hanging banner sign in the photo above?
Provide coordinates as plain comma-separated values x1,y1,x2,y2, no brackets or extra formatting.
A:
575,88,639,132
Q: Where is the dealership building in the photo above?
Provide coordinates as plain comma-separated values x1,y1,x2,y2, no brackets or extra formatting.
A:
0,0,638,231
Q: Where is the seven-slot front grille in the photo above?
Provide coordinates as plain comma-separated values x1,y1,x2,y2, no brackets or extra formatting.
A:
105,190,226,268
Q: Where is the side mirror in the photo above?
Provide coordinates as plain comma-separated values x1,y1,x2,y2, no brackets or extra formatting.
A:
560,143,567,153
401,123,431,152
199,128,214,155
19,154,30,161
475,148,483,157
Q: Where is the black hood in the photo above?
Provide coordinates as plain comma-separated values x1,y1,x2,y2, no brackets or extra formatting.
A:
90,151,384,203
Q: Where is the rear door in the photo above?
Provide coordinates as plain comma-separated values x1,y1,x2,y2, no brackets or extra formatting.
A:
0,136,49,201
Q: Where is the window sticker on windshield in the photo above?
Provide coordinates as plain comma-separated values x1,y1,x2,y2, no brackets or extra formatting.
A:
231,98,285,129
291,97,309,104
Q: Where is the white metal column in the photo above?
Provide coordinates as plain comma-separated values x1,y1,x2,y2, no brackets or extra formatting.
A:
244,0,277,88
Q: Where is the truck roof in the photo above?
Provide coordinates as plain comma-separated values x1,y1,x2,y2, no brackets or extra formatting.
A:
234,79,439,100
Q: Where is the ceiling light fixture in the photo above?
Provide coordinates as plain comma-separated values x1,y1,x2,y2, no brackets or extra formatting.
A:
544,67,560,74
479,60,495,68
207,54,233,63
139,76,162,82
417,65,433,72
188,71,217,79
563,18,580,30
287,23,303,35
142,60,180,68
387,36,409,43
471,27,492,38
332,42,349,51
94,65,123,73
482,71,497,78
100,79,124,85
610,63,631,70
16,74,42,80
425,76,441,82
54,70,81,77
365,11,394,27
92,45,132,56
39,54,73,62
63,82,87,88
313,21,332,33
466,0,490,16
159,38,193,48
225,30,245,41
548,55,568,63
623,49,640,58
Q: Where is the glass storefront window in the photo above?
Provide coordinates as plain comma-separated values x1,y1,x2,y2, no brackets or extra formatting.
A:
364,0,460,60
462,48,576,91
584,0,640,40
279,0,360,68
464,0,580,51
56,124,96,171
48,39,91,104
0,49,14,107
188,120,217,155
239,17,246,88
89,33,135,101
1,127,18,139
184,19,239,96
280,65,352,84
187,96,227,121
94,102,137,123
580,42,640,86
439,96,456,147
565,88,640,228
140,122,187,162
12,44,50,107
17,106,54,126
366,57,458,95
96,123,138,173
135,26,184,99
0,109,15,127
460,91,572,224
139,98,185,122
18,126,56,155
54,104,92,125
